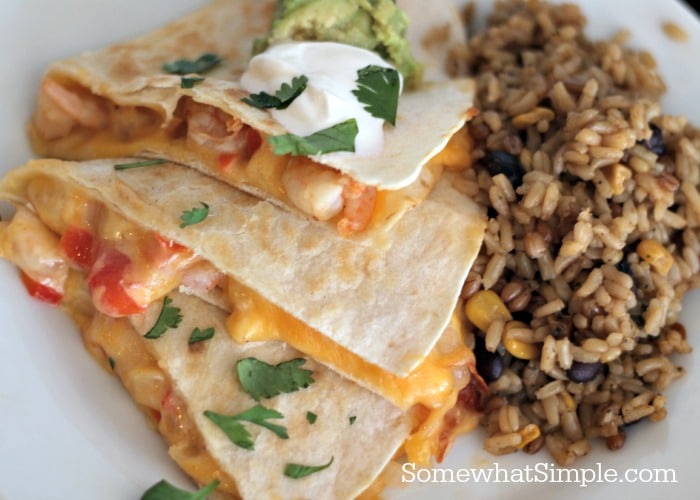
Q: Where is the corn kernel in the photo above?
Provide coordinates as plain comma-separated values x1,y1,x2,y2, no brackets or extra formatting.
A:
516,424,541,449
602,163,632,196
464,290,512,332
637,239,674,275
503,335,540,360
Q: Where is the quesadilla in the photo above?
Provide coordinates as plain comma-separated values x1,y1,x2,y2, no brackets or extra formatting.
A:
28,0,476,237
63,279,411,499
0,157,486,467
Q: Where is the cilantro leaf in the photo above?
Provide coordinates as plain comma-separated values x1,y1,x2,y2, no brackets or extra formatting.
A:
352,65,401,126
162,53,222,75
203,410,254,450
233,404,289,439
140,479,219,500
180,202,209,228
114,159,166,170
144,296,182,339
268,119,358,155
204,404,288,450
236,357,314,401
188,327,215,344
181,76,205,89
349,415,357,425
242,75,308,110
306,411,317,424
108,357,115,371
284,457,334,479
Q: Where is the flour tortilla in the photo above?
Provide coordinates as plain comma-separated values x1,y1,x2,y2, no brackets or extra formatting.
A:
29,0,474,221
0,158,485,376
58,271,410,499
128,291,410,500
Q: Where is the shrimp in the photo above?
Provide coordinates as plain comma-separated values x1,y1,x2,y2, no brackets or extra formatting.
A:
281,159,377,234
337,177,377,236
0,208,68,293
186,101,248,154
34,78,108,140
281,160,345,221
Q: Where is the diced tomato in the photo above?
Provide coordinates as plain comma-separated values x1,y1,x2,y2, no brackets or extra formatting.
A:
148,408,162,424
161,388,183,415
148,232,191,269
217,152,238,172
20,271,63,305
88,248,145,316
59,225,96,269
217,128,261,171
246,127,262,155
153,232,188,253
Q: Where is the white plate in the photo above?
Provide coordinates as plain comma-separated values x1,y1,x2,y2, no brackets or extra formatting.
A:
0,1,698,499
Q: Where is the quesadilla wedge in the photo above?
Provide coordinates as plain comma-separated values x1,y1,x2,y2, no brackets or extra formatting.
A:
0,157,486,465
28,0,476,237
62,277,411,499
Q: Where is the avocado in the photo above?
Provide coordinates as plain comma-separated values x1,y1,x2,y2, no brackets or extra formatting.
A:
264,0,421,85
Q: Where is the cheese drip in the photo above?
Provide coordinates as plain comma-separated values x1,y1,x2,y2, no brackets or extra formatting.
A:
225,280,471,410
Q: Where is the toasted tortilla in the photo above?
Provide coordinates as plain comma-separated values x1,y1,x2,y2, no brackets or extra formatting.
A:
131,292,411,499
0,158,485,377
28,0,475,231
59,265,410,498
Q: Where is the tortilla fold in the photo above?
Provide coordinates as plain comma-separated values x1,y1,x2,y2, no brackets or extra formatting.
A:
28,0,475,236
0,158,485,378
61,269,411,499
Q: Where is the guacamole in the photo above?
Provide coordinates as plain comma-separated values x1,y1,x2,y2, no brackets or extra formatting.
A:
262,0,421,84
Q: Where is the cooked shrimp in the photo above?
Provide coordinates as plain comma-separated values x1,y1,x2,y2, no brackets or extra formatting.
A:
0,208,68,293
282,160,377,233
281,161,345,221
34,78,108,140
186,101,248,154
180,261,226,294
337,177,377,235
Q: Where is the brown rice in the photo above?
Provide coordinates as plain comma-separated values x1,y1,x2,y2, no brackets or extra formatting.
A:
456,0,696,465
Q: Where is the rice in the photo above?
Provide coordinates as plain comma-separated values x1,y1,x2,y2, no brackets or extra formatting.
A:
457,0,696,465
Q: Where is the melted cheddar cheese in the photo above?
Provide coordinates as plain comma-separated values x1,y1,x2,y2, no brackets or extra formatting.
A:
12,169,481,469
31,89,473,234
225,280,477,465
63,274,239,498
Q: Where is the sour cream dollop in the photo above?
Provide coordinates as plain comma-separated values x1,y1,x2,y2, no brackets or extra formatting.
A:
241,41,403,156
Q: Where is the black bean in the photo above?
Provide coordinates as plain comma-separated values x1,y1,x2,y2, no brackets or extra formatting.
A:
567,361,603,383
474,336,504,383
485,150,525,188
639,123,665,155
616,258,633,277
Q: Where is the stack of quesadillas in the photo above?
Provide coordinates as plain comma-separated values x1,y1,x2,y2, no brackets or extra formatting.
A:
0,0,486,497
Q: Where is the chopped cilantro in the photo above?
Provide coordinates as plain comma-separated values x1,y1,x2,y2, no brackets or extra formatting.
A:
284,457,334,479
144,296,182,339
140,478,219,500
180,202,209,228
242,75,308,110
352,65,401,126
108,357,115,371
236,357,314,401
181,76,205,89
162,53,221,75
188,327,215,344
204,404,288,450
349,415,357,425
306,411,317,425
114,159,166,170
268,119,358,155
